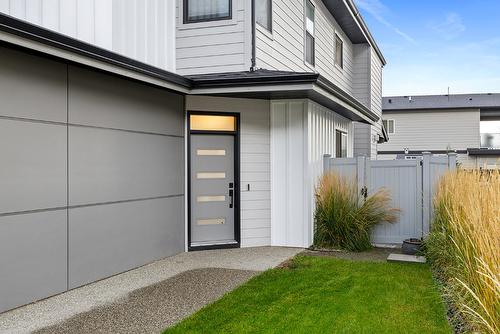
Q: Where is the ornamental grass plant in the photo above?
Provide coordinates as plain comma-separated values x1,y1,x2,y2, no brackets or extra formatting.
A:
313,172,398,252
426,169,500,334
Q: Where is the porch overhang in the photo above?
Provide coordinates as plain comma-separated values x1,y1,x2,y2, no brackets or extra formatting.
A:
189,71,379,124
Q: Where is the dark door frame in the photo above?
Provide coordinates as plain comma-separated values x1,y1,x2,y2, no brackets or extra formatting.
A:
187,111,241,251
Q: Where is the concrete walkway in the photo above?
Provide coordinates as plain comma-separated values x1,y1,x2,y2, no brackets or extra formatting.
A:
0,247,302,334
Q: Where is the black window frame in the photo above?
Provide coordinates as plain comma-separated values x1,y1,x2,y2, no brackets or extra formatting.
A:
335,34,343,69
256,0,273,32
184,0,233,24
305,0,315,66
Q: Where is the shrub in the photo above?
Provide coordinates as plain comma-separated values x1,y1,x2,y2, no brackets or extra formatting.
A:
313,172,398,252
426,169,500,334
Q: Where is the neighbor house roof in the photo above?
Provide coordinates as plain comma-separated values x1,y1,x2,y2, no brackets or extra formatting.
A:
383,93,500,111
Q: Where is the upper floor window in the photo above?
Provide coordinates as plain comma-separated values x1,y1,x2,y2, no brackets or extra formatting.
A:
335,34,343,68
184,0,232,24
305,1,315,66
383,119,395,134
256,0,272,31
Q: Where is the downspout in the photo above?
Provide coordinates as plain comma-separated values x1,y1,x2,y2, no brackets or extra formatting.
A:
250,0,257,71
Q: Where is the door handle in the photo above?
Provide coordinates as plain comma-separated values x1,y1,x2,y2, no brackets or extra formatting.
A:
228,189,234,208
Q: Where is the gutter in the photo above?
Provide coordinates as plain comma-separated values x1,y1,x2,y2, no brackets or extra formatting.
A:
316,75,379,122
250,0,257,71
345,0,387,66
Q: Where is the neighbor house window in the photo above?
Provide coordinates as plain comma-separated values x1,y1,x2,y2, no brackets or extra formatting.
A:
335,34,343,68
480,120,500,148
383,119,395,134
335,130,348,158
256,0,272,31
184,0,231,23
305,1,315,65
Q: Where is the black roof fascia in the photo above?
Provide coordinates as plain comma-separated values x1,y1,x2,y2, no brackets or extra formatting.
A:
0,13,192,89
189,72,379,123
189,71,320,88
316,75,379,122
467,148,500,156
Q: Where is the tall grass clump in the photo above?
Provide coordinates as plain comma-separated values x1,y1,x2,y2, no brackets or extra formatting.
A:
314,172,398,252
426,169,500,334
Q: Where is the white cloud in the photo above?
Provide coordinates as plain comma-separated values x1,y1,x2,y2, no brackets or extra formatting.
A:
429,12,466,40
356,0,417,44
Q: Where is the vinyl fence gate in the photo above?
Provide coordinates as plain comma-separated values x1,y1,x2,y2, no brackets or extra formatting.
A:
322,152,457,244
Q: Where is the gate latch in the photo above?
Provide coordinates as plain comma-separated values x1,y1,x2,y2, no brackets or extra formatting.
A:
361,186,368,200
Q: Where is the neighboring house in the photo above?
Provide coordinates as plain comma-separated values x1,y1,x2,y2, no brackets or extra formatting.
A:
379,94,500,168
0,0,385,313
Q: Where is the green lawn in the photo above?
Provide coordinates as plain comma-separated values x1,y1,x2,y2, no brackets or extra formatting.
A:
165,255,451,334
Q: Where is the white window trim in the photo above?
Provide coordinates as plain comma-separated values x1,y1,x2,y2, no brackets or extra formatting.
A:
335,128,348,158
334,33,343,70
303,0,315,68
256,0,273,34
383,119,396,134
256,21,274,41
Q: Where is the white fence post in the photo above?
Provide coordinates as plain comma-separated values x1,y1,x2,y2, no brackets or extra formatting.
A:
422,152,432,237
356,155,366,204
447,152,457,170
323,154,332,174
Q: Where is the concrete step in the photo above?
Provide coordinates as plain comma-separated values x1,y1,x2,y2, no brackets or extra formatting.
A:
387,253,426,264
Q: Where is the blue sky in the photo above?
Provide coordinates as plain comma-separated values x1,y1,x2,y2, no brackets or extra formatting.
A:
355,0,500,96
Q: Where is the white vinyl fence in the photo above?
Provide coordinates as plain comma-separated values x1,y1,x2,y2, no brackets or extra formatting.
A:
322,152,457,244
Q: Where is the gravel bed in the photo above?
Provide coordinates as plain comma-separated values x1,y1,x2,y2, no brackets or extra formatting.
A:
34,268,257,334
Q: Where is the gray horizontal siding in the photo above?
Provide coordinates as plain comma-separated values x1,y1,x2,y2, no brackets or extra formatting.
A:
175,0,250,74
352,44,371,108
353,122,371,157
255,0,354,95
379,109,481,152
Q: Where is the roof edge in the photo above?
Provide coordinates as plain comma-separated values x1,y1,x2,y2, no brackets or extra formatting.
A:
345,0,387,66
0,13,192,90
316,75,379,122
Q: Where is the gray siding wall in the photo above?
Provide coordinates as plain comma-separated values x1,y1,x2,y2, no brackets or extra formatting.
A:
0,46,185,312
255,0,354,95
353,122,371,157
175,0,251,75
186,96,271,247
369,50,383,158
352,44,371,107
379,109,481,153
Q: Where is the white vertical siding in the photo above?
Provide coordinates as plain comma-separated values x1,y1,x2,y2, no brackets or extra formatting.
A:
0,0,176,72
256,0,354,95
186,96,271,247
270,100,308,247
175,0,251,75
271,99,353,248
306,101,352,245
112,0,176,72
